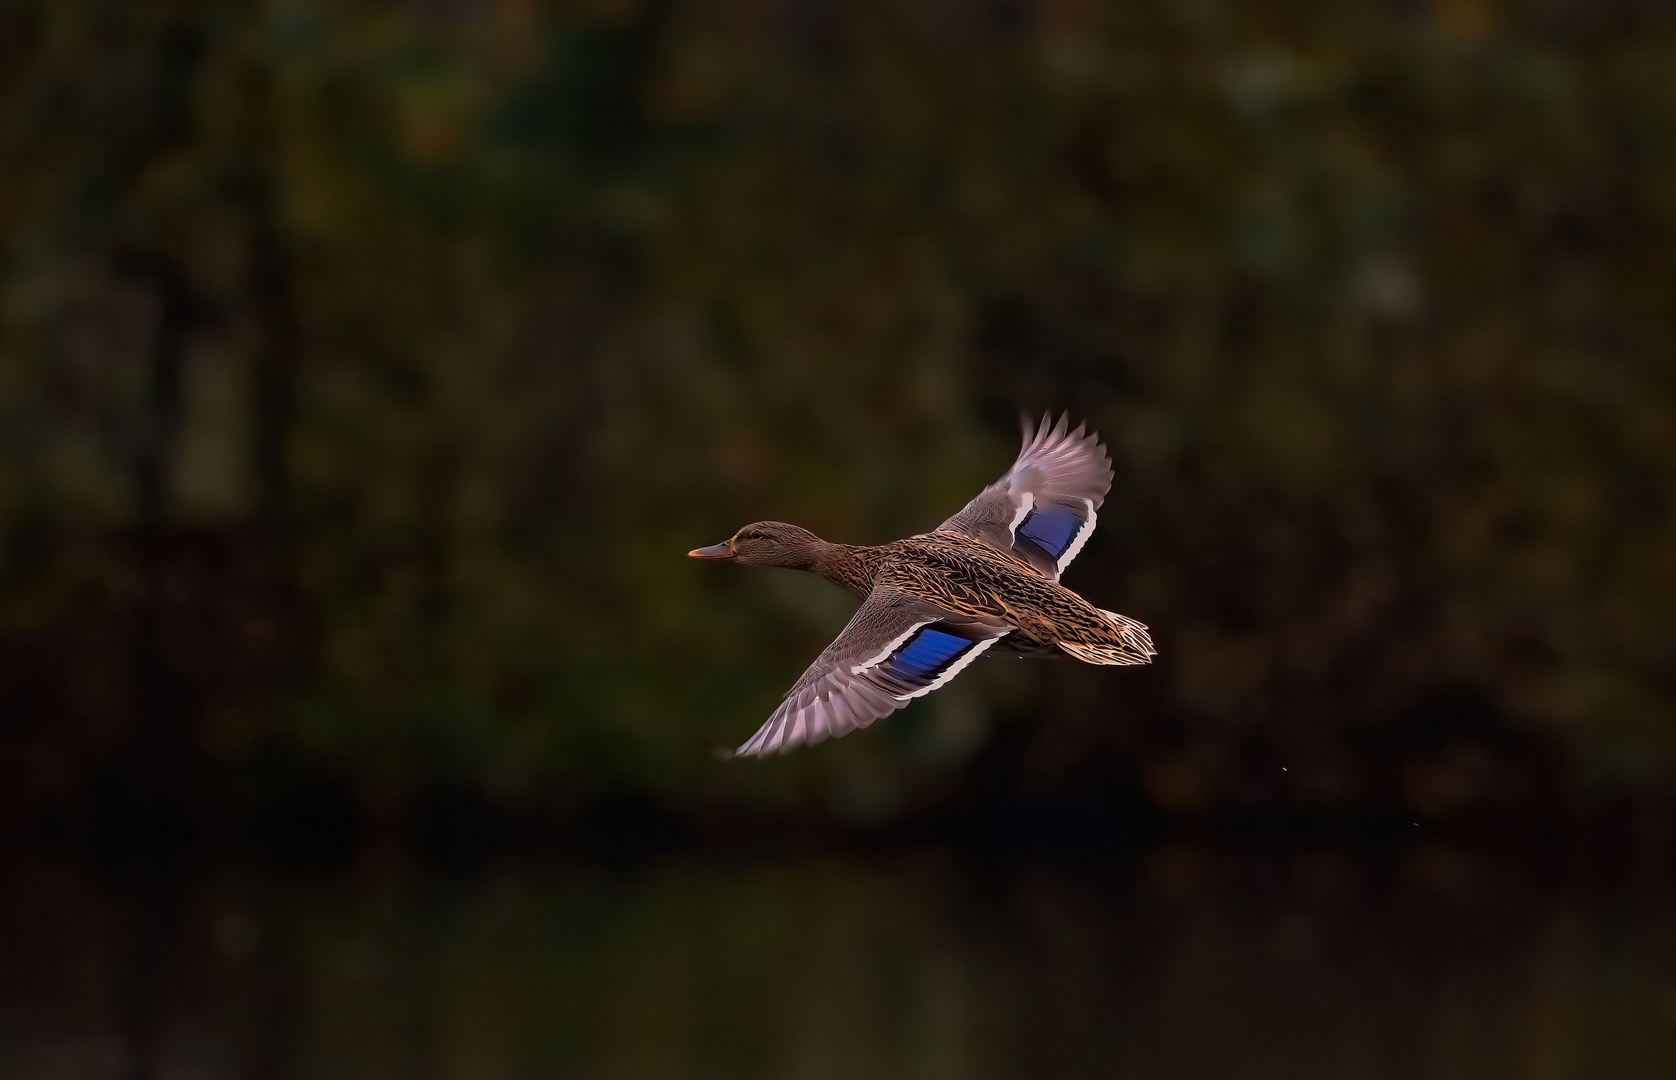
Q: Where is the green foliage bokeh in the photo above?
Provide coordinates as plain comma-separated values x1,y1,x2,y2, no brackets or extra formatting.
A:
1,0,1673,821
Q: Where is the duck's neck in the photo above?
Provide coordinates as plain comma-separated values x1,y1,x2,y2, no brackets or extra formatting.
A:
810,542,884,599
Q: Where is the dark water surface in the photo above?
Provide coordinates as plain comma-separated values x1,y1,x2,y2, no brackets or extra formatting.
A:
3,845,1675,1079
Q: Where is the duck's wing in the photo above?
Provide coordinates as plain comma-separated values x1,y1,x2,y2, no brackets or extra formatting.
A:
730,587,1013,758
936,411,1114,580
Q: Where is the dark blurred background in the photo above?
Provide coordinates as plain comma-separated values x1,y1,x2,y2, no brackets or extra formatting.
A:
3,0,1675,1076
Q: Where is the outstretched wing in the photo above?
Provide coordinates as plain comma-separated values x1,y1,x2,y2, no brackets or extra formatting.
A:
731,588,1013,758
937,411,1114,580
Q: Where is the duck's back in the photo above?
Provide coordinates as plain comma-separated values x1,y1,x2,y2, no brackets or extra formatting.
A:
877,531,1130,653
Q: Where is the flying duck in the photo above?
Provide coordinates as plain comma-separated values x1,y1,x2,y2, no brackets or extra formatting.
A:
689,412,1155,757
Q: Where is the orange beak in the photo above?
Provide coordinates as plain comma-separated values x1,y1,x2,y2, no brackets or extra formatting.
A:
687,541,734,559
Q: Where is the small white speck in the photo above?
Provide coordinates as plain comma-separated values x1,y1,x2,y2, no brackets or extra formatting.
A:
1280,767,1287,772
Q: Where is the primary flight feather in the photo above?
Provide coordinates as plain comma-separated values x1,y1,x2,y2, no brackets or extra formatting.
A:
689,412,1155,757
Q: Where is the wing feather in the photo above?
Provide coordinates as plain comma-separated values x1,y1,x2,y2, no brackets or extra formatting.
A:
730,588,1012,758
937,411,1114,579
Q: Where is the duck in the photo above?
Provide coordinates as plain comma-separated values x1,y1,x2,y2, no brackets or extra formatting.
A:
689,412,1156,757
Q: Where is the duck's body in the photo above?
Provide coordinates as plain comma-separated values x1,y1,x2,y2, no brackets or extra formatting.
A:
691,413,1155,757
791,530,1152,663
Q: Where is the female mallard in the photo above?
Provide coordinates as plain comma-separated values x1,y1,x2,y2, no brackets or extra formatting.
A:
690,413,1155,757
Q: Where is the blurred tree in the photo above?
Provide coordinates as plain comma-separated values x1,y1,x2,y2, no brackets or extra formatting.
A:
0,0,1673,833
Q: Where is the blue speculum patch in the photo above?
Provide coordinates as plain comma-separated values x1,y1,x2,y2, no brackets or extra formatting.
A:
891,626,972,679
1018,506,1081,559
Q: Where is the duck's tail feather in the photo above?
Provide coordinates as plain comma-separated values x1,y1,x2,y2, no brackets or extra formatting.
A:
1056,609,1156,666
1101,609,1156,659
1058,640,1152,665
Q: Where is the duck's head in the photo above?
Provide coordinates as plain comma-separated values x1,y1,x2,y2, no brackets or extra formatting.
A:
688,521,824,568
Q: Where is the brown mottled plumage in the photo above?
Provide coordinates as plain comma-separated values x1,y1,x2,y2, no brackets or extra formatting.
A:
689,413,1155,757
